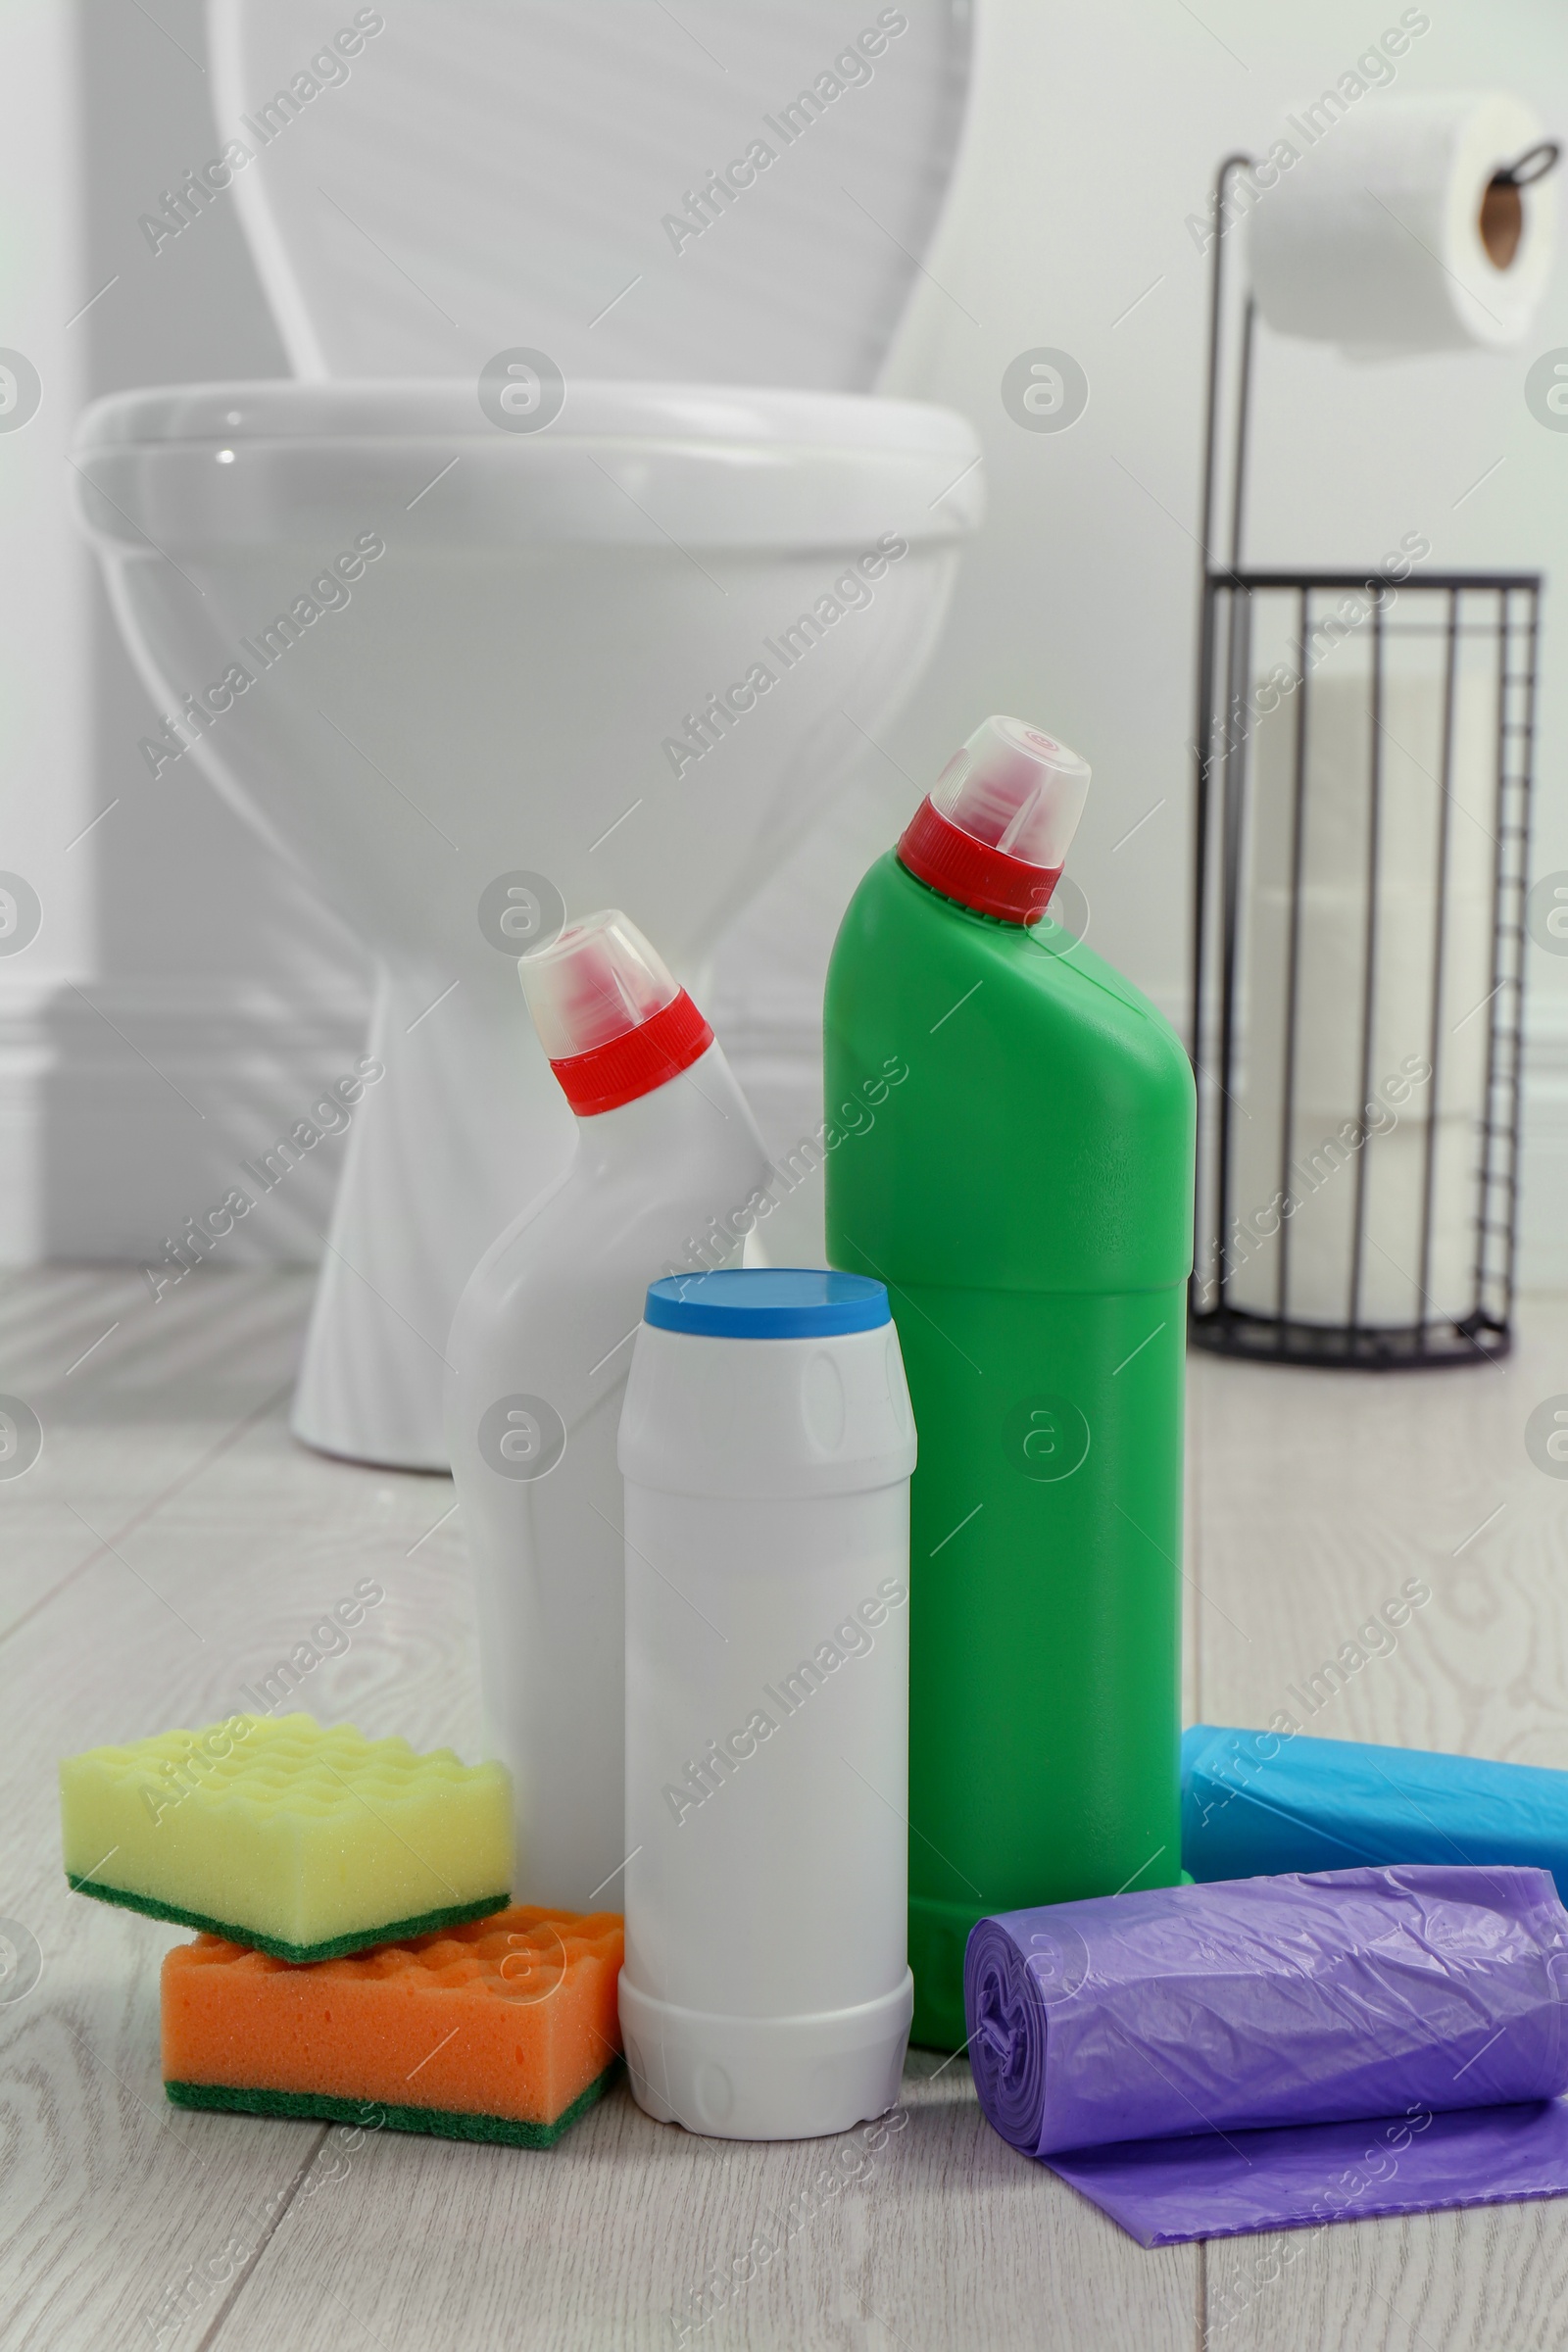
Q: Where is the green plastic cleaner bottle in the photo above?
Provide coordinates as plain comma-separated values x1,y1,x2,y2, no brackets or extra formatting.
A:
823,714,1196,2048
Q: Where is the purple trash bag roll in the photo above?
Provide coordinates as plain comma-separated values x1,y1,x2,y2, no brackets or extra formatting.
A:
965,1864,1568,2244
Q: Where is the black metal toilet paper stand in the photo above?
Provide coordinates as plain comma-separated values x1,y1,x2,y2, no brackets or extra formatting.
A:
1188,149,1553,1369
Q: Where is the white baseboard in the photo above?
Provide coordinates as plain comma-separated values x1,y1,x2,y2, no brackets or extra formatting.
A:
0,973,370,1265
1520,996,1568,1293
4,971,1565,1293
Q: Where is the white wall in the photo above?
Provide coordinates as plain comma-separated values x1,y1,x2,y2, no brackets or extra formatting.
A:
0,0,368,1268
717,0,1568,1282
5,0,1566,1282
0,3,93,1254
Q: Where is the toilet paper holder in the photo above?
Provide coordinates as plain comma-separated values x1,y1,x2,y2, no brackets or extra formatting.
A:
1483,141,1559,270
1188,146,1554,1369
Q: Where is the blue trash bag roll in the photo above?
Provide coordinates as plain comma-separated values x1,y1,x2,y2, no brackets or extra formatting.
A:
965,1864,1568,2243
1182,1723,1568,1900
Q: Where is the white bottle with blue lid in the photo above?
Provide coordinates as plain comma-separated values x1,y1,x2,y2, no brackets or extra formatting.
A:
617,1267,916,2141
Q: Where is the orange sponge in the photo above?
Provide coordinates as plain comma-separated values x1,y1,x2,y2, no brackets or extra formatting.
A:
162,1906,622,2146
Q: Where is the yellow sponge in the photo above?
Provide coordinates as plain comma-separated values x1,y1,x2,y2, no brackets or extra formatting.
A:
61,1713,512,1962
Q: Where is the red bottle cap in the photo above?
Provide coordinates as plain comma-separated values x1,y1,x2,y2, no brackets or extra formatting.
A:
897,714,1090,927
519,909,713,1116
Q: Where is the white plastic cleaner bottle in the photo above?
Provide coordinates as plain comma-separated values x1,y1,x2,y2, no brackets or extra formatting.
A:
446,911,773,1910
618,1267,917,2140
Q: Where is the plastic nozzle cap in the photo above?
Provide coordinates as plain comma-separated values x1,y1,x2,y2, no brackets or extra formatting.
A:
518,908,679,1062
932,715,1091,871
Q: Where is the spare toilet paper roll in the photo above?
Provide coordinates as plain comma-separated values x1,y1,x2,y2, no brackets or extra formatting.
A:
1249,92,1555,354
1228,1112,1478,1325
966,1864,1568,2245
1227,643,1497,1325
1239,880,1493,1109
1249,657,1498,899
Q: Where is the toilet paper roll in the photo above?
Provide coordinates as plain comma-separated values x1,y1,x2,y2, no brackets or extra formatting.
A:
1231,636,1494,1326
1229,1112,1479,1326
1240,880,1493,1111
1249,660,1498,895
1243,646,1495,1135
1249,92,1555,354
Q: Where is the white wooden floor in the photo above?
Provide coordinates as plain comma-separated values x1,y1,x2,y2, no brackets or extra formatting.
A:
4,1266,1568,2350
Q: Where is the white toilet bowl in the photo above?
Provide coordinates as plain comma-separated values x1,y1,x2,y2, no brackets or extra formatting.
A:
71,2,983,1466
72,378,979,1463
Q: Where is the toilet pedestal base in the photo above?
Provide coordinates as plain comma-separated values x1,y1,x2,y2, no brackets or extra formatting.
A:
289,963,574,1471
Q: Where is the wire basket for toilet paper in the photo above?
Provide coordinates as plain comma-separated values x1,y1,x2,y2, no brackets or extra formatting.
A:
1189,149,1550,1369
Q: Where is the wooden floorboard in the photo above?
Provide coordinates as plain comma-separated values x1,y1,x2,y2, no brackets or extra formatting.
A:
1193,1311,1568,2352
4,1268,1568,2347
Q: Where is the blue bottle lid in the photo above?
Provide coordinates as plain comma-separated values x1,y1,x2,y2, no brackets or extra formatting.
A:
644,1268,890,1339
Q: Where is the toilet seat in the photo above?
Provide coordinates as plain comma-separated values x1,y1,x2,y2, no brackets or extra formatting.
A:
87,8,982,551
73,377,983,551
77,378,975,451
